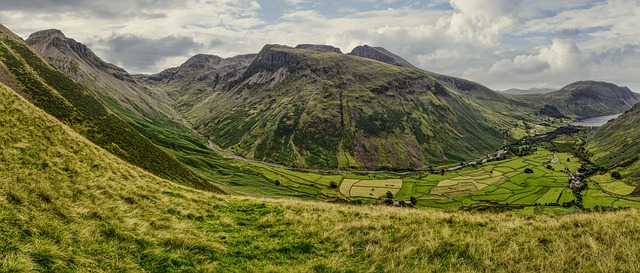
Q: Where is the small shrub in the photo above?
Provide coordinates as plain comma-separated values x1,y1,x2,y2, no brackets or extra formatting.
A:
611,172,622,180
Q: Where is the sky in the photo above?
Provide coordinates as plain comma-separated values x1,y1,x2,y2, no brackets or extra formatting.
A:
1,0,639,91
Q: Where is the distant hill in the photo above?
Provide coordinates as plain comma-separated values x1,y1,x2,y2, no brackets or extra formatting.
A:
544,81,640,119
0,24,218,191
500,87,555,95
140,44,513,169
588,102,640,182
521,81,640,119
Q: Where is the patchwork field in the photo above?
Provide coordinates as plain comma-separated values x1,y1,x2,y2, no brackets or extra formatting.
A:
340,179,403,198
222,145,640,212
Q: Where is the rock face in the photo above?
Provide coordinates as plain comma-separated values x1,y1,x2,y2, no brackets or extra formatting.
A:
543,81,640,119
295,44,342,54
25,29,177,118
349,45,415,68
27,29,135,83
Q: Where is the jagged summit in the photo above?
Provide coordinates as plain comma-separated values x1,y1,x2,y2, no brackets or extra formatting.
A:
27,29,105,68
349,45,415,68
180,54,225,69
27,29,66,40
295,44,342,54
243,44,302,75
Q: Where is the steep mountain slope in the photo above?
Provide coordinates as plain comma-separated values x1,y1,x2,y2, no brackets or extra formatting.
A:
3,82,640,272
25,29,179,119
588,103,640,180
349,45,416,68
0,24,217,191
525,81,640,119
143,44,511,170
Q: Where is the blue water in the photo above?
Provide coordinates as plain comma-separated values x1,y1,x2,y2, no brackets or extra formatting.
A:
570,113,622,127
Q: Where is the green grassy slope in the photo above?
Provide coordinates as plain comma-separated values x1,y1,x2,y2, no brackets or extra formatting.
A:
588,103,640,181
0,26,217,192
522,81,640,119
23,28,314,199
3,82,640,272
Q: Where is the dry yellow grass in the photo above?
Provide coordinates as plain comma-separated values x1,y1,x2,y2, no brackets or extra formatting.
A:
341,179,402,198
3,83,640,272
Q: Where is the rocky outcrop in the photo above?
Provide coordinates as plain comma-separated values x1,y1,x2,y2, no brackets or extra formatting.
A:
243,44,302,76
295,44,342,54
349,45,415,68
27,29,136,83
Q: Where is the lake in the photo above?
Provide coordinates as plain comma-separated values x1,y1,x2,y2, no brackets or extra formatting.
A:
570,113,622,127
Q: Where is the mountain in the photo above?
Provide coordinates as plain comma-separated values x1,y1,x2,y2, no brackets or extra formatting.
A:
0,24,217,191
140,44,517,170
3,81,640,272
134,52,256,110
588,103,640,181
500,87,555,95
25,29,179,119
530,81,640,119
349,44,416,68
24,29,298,197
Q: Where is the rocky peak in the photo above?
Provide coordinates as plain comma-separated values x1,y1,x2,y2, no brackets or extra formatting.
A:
295,44,342,54
26,29,135,83
180,54,224,69
349,45,415,68
27,29,66,42
243,44,301,76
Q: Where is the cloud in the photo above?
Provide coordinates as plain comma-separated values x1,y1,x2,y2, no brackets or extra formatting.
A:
1,0,638,91
96,35,203,72
448,0,522,45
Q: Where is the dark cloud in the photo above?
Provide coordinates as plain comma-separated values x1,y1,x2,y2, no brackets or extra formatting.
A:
589,44,640,65
560,28,581,37
0,0,178,19
98,34,203,72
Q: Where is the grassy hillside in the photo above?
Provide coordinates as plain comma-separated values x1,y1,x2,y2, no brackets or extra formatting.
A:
3,82,640,272
522,81,640,119
22,28,305,198
0,26,217,192
588,103,640,181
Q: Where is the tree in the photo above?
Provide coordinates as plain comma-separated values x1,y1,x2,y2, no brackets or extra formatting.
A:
524,168,534,174
329,181,338,188
410,196,418,205
385,191,394,199
546,165,554,170
275,180,280,186
611,171,622,180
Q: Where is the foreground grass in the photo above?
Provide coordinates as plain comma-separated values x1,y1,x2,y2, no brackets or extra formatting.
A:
2,83,640,272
